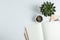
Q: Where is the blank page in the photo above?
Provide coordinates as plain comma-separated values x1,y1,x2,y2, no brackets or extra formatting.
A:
25,23,44,40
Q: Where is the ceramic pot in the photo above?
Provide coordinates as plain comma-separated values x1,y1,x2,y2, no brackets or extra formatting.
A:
35,15,43,22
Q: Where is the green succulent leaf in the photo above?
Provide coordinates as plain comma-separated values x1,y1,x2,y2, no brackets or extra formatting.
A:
40,1,56,17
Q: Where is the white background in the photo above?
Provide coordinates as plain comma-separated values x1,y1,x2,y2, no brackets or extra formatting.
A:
0,0,60,40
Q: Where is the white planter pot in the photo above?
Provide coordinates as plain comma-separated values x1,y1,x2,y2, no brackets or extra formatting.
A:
42,21,60,40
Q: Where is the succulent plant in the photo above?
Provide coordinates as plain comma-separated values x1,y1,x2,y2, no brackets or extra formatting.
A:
40,1,56,17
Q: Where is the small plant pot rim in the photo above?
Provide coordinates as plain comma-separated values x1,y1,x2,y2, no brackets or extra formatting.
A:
35,15,43,23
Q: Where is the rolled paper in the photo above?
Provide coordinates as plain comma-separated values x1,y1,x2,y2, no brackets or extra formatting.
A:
24,27,29,40
24,32,27,40
50,15,56,21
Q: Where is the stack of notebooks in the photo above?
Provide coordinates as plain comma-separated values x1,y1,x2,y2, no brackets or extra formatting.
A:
24,23,44,40
24,21,60,40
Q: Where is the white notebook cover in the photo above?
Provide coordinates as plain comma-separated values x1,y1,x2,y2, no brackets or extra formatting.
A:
25,23,44,40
